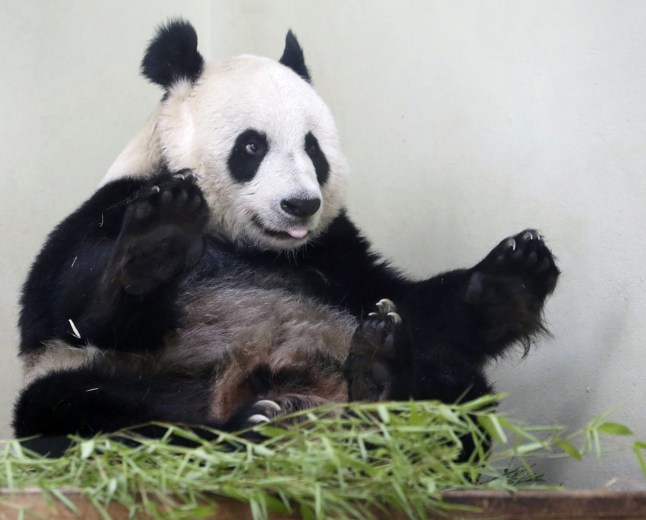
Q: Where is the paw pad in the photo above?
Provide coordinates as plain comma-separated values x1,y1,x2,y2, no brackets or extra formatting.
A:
483,229,554,274
471,228,559,302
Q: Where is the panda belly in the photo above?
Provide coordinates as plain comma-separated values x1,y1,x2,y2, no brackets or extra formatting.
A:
165,274,358,421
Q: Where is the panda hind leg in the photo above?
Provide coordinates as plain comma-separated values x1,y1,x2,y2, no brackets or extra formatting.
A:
464,229,560,357
109,171,210,296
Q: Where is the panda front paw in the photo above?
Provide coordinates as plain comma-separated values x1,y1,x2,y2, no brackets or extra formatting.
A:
345,299,403,401
115,171,210,295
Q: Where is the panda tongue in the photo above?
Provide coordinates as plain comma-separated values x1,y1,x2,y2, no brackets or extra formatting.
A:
286,227,309,239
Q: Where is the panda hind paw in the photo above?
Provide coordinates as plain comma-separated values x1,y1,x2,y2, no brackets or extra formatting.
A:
132,172,209,235
115,173,210,295
224,399,282,431
470,229,559,302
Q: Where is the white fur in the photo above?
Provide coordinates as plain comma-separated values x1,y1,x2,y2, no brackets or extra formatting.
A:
103,54,349,251
22,341,104,388
102,106,163,184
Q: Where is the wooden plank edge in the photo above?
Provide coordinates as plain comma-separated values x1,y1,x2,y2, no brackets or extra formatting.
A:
0,489,645,519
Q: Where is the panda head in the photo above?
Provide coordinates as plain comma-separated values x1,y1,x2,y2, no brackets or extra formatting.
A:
105,19,348,251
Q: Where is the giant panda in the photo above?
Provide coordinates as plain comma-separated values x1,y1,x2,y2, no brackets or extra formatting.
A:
13,20,559,441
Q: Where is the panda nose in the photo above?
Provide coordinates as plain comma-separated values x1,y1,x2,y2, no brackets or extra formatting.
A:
280,197,321,218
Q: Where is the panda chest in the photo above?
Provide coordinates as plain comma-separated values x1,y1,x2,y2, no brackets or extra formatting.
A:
164,275,358,419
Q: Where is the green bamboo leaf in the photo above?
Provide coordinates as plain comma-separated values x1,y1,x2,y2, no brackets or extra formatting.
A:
598,422,634,436
49,489,78,513
376,405,390,424
514,442,546,455
633,441,646,477
80,440,95,459
478,415,508,443
1,400,641,519
409,401,421,426
107,477,118,495
556,439,582,461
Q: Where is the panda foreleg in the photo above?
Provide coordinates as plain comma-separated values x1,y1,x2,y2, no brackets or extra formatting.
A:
345,299,410,401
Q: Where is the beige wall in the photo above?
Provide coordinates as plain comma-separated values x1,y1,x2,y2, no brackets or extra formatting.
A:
1,1,644,489
0,1,209,436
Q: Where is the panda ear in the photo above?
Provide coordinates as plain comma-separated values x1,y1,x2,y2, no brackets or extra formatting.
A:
141,19,204,89
279,30,311,83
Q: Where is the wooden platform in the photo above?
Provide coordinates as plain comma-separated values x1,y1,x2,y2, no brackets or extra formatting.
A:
0,490,645,519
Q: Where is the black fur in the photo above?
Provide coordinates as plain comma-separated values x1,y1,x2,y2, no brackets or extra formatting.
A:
305,132,330,185
279,30,311,82
19,172,209,354
14,368,215,437
14,171,559,440
141,19,204,88
227,129,269,183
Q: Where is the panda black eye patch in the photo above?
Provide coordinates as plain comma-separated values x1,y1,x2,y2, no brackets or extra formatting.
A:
305,132,329,185
228,129,268,183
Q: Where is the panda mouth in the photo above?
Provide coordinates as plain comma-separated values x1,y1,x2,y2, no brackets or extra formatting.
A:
252,216,310,240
